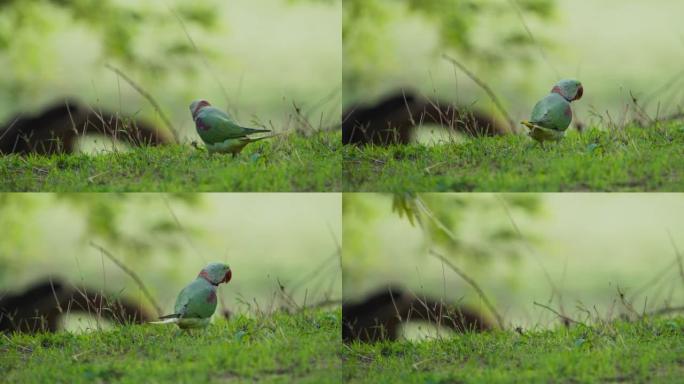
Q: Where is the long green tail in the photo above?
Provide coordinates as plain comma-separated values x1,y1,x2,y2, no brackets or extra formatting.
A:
242,127,271,135
243,133,280,143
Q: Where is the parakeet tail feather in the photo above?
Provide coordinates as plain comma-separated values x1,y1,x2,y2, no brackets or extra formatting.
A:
243,133,281,143
242,127,271,134
158,313,181,319
149,318,179,325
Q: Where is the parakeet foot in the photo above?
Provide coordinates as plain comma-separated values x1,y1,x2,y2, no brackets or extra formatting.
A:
190,141,206,151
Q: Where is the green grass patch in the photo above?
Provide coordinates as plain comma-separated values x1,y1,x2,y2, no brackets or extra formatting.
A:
1,309,341,383
0,131,341,192
343,317,684,383
343,124,684,191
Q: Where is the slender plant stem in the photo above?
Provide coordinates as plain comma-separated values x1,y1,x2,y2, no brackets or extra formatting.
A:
90,242,163,317
442,54,517,133
429,249,505,329
104,64,179,143
533,301,585,326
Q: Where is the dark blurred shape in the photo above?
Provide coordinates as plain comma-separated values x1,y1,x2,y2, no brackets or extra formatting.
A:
0,278,154,333
342,91,505,145
342,286,493,343
0,99,174,155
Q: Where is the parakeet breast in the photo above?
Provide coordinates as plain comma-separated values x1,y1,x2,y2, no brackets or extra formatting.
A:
529,126,565,142
206,138,249,155
176,317,211,329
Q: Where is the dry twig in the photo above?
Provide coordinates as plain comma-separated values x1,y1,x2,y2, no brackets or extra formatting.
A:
442,54,517,133
104,64,179,143
533,301,585,327
429,249,504,329
90,242,163,317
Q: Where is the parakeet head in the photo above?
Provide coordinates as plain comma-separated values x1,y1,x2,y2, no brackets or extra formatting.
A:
551,79,583,102
189,99,212,119
198,262,232,286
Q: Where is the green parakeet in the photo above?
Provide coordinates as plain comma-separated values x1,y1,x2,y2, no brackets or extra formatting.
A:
151,262,232,329
190,99,273,156
521,79,583,145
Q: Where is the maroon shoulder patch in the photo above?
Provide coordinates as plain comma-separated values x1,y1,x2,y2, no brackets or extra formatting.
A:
196,119,210,131
564,105,572,118
207,290,217,304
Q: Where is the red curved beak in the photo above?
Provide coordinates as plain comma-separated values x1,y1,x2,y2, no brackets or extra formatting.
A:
222,269,232,283
575,86,584,101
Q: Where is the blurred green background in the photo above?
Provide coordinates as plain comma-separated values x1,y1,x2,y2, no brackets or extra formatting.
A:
343,193,684,328
0,193,341,321
343,0,684,137
0,0,341,142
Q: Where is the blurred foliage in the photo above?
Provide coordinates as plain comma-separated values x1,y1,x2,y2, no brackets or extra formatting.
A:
343,193,543,282
0,0,219,101
0,194,202,285
342,0,555,98
392,193,540,260
288,0,340,4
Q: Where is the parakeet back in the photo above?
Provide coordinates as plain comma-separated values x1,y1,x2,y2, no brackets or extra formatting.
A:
530,93,572,132
174,278,217,319
195,107,269,144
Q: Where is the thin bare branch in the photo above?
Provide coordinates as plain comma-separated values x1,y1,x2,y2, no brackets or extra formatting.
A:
667,230,684,287
429,249,504,329
104,64,179,143
162,196,206,264
442,54,517,133
617,286,640,319
627,259,677,302
533,301,585,327
163,2,232,113
508,0,559,79
497,196,562,304
0,115,22,144
89,242,163,317
49,277,63,314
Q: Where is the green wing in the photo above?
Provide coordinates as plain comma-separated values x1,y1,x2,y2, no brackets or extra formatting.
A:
196,107,270,144
529,93,572,131
173,279,217,319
